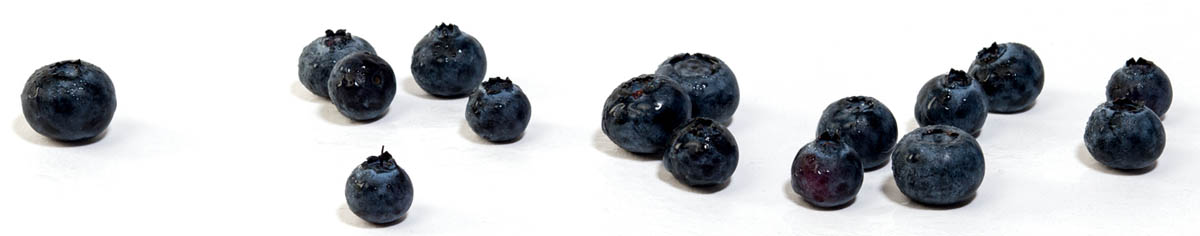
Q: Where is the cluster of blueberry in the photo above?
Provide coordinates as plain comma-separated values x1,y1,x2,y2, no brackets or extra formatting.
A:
298,29,396,121
790,42,1043,208
601,53,742,187
1084,58,1172,170
321,23,532,225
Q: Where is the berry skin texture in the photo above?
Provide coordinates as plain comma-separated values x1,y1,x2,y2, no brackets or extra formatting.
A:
466,77,532,143
411,23,487,98
915,69,988,137
1084,99,1166,170
21,60,117,142
968,42,1044,113
654,53,740,125
345,149,414,225
791,131,863,208
1106,58,1172,119
601,74,693,154
328,52,397,121
298,29,376,98
664,118,739,187
891,125,985,206
816,96,897,170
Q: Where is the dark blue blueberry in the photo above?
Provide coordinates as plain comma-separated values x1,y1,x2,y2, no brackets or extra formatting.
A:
817,96,897,170
298,29,376,98
346,148,414,225
654,53,739,125
968,42,1044,113
891,125,985,206
21,60,117,142
1107,58,1172,119
411,23,487,98
601,74,692,154
328,52,397,121
466,77,532,143
915,69,988,137
1084,99,1166,170
791,131,863,208
664,118,739,187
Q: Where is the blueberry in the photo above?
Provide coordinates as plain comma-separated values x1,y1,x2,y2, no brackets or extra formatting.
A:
791,131,863,208
328,52,397,121
1106,58,1172,119
1084,99,1166,170
466,77,532,143
817,96,897,170
21,60,117,142
915,69,988,137
654,53,739,125
601,74,692,154
664,117,739,187
411,23,487,98
968,42,1044,113
891,125,985,206
298,29,376,98
345,147,414,225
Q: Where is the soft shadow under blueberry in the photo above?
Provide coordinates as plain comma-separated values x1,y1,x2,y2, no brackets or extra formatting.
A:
880,175,973,210
782,181,854,211
656,164,728,194
592,129,660,162
13,115,106,147
292,81,327,103
1075,143,1156,175
337,203,405,228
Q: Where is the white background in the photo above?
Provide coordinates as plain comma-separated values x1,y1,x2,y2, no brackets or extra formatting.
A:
1,0,1196,235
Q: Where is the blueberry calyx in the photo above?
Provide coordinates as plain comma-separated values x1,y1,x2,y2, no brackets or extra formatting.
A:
481,77,514,95
842,96,876,111
362,146,396,171
48,60,85,78
944,69,972,88
1108,98,1146,112
917,126,961,144
1125,57,1155,67
816,130,841,143
975,42,1005,64
624,75,659,99
323,29,353,46
1123,57,1156,74
434,23,462,39
666,53,722,76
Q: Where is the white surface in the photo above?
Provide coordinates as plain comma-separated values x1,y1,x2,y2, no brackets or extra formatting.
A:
1,0,1197,235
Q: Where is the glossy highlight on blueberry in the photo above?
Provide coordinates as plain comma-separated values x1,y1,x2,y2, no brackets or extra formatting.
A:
915,69,988,137
466,77,532,143
817,96,897,170
21,60,117,142
328,52,397,121
1084,98,1166,170
664,117,739,187
1106,58,1172,119
791,131,863,208
345,147,414,225
298,29,376,98
655,53,739,125
601,74,692,154
411,23,487,98
891,125,985,206
968,42,1044,113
